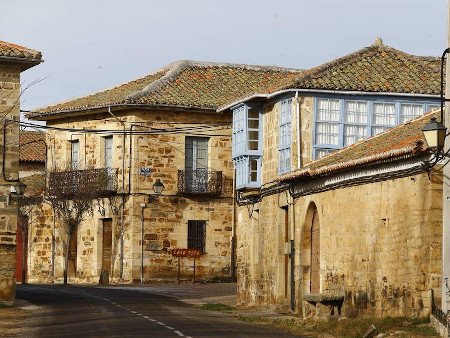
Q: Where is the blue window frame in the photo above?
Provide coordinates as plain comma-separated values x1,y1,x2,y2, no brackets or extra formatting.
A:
232,104,263,189
313,97,439,159
279,99,292,174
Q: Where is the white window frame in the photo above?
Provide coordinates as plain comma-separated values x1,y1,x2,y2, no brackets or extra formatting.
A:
232,103,263,189
278,98,292,174
313,97,440,159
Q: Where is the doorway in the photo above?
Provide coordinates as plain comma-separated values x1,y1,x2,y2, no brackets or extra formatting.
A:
68,231,77,278
302,203,320,294
102,219,112,278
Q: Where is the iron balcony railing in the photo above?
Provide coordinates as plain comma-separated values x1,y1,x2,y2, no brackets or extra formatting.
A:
47,168,118,198
178,169,223,196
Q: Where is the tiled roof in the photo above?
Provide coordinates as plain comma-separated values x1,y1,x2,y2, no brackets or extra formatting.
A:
0,40,42,69
279,110,437,182
277,40,440,94
31,61,301,119
218,40,440,111
20,130,46,163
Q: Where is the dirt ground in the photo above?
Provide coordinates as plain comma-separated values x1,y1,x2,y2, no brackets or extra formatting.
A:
0,306,31,337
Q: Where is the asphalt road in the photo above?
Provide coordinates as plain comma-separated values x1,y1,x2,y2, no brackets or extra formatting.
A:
15,285,299,338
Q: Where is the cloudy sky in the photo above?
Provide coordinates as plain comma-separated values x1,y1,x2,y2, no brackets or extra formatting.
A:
1,0,447,112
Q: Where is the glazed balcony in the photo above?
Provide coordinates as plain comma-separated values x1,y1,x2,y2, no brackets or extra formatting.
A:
47,168,118,198
177,170,223,196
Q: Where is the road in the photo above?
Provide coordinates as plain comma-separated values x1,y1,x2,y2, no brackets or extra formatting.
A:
15,285,299,337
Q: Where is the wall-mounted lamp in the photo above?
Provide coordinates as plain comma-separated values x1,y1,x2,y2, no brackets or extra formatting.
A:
8,181,27,205
421,48,450,169
148,179,165,202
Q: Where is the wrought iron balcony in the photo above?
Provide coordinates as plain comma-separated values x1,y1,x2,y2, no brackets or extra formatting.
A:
47,168,118,198
178,170,223,196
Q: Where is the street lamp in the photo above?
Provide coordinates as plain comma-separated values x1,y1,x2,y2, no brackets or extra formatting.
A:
422,117,447,150
141,179,165,284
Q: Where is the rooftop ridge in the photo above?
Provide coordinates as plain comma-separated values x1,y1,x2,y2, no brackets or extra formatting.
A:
128,59,300,101
275,43,439,93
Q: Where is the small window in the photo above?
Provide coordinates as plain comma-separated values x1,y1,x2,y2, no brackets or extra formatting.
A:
104,136,113,168
188,220,206,253
71,140,80,170
400,104,423,123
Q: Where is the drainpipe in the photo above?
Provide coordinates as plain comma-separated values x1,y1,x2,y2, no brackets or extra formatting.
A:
289,193,296,312
140,203,145,284
2,120,17,182
128,125,135,194
295,91,301,170
230,168,237,281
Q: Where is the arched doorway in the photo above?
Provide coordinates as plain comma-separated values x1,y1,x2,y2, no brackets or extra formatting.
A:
302,203,320,294
310,208,320,293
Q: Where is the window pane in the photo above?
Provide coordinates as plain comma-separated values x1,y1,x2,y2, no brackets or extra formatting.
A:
248,119,259,129
315,148,335,159
345,101,368,124
400,104,423,123
249,158,258,182
316,122,339,145
344,125,367,146
373,103,395,126
317,99,340,122
372,126,391,135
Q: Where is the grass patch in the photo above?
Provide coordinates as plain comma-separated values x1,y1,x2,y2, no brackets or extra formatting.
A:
200,303,236,313
236,315,438,337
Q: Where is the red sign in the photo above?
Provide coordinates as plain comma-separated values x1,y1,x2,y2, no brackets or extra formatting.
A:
172,248,202,258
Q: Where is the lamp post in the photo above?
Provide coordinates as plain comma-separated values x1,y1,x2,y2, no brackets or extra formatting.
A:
422,45,450,313
140,179,165,284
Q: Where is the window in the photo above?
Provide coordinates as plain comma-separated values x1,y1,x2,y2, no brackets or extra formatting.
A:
400,104,423,123
279,99,292,174
104,136,113,168
71,140,79,170
316,99,340,147
187,220,206,253
185,137,209,193
232,104,263,189
313,97,439,159
232,105,246,157
344,101,368,146
248,107,260,151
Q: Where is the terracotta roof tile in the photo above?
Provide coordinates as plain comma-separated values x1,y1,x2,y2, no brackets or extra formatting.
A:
218,41,440,111
276,42,440,95
31,61,300,119
0,40,42,60
279,110,437,182
20,130,46,163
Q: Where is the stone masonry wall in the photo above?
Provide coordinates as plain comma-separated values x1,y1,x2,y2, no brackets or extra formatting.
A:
0,64,21,304
236,172,442,317
29,108,233,283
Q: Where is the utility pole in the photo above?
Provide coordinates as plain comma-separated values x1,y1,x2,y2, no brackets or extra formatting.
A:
442,0,450,312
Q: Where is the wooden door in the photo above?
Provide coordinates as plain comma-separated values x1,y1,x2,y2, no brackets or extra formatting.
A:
102,219,112,277
15,227,26,282
68,231,77,278
310,209,320,293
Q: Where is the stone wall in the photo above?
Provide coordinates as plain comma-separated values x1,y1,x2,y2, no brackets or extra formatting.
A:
0,64,21,304
236,172,442,317
28,108,234,283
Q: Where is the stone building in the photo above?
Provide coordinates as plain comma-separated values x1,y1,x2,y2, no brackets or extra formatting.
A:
0,41,41,304
220,40,442,317
16,130,46,283
27,60,299,284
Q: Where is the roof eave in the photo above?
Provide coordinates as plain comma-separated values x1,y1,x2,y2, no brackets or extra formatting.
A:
279,146,429,183
28,103,217,121
0,55,43,71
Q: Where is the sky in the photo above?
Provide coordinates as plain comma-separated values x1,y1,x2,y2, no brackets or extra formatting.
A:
0,0,448,113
